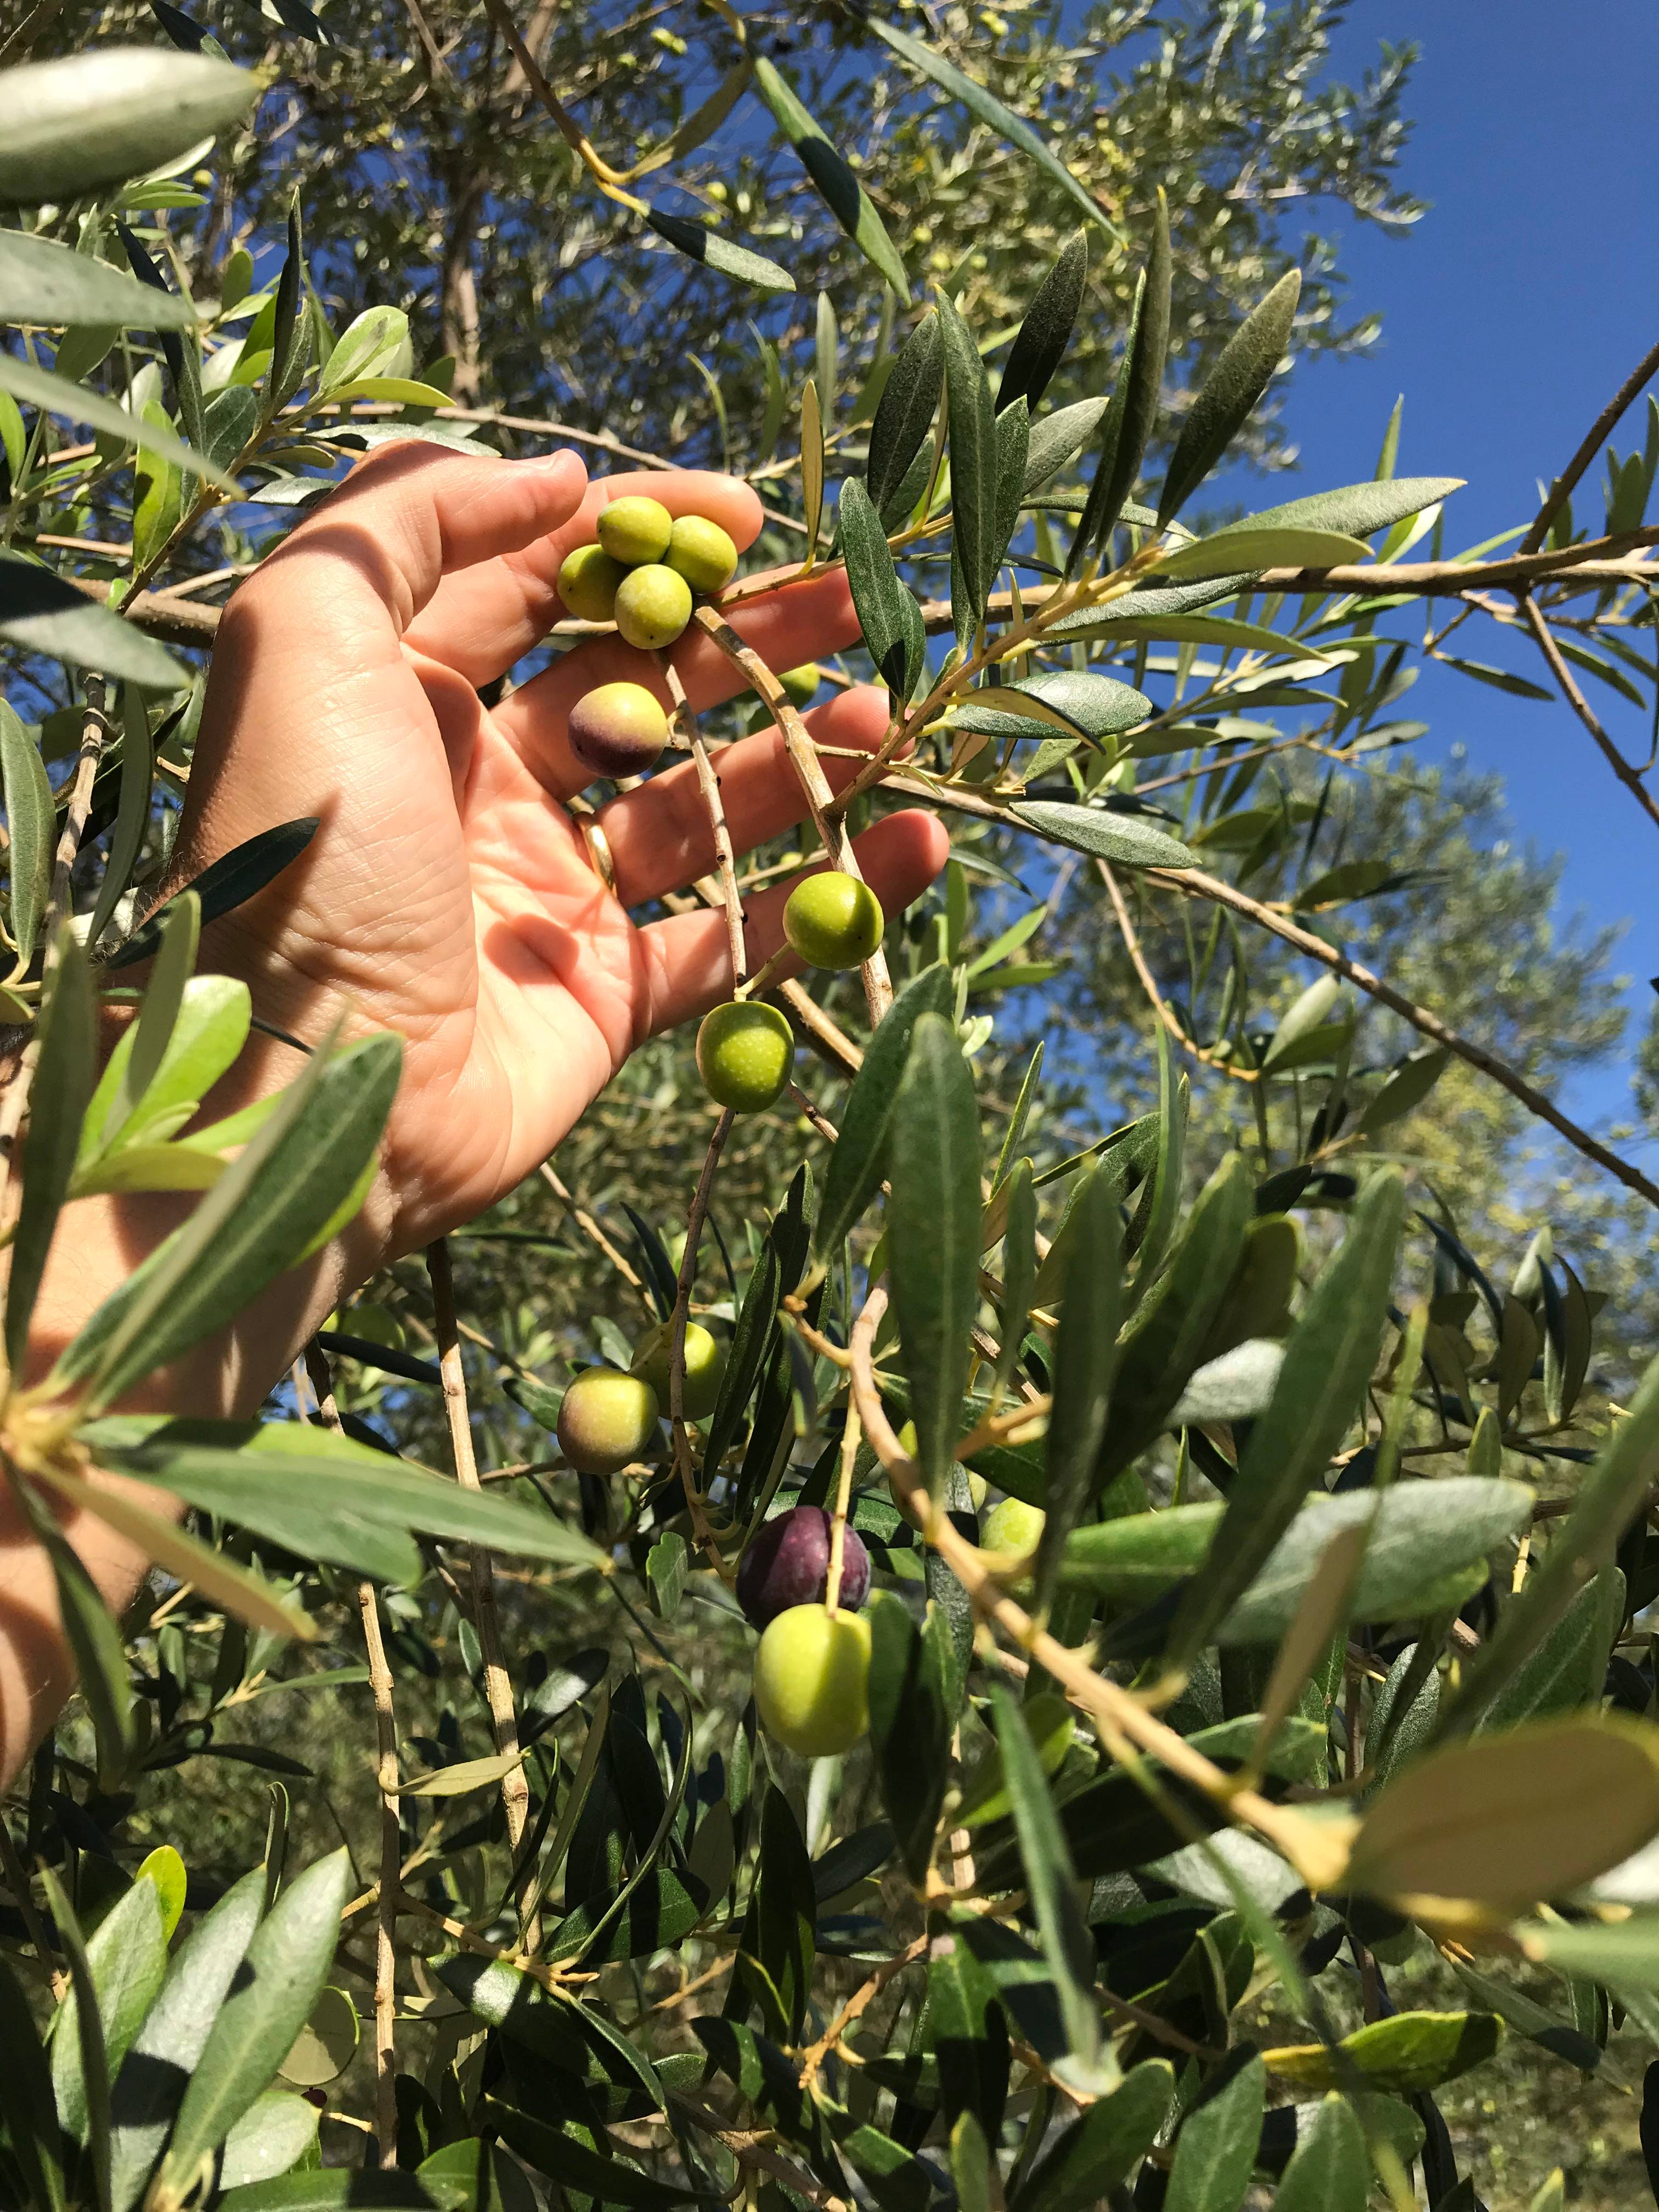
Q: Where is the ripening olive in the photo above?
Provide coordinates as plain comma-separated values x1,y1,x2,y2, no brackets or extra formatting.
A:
666,514,738,594
753,1603,871,1758
630,1319,726,1422
736,1505,871,1630
778,662,821,707
614,563,694,651
696,1001,793,1113
980,1496,1046,1560
596,494,673,567
556,1367,660,1476
783,872,885,971
556,542,626,623
567,681,669,780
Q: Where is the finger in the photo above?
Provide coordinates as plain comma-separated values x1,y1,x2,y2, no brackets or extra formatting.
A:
407,469,766,685
636,809,951,1039
240,443,589,659
493,561,864,794
602,685,893,909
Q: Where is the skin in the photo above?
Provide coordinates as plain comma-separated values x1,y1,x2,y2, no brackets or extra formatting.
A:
9,443,947,1791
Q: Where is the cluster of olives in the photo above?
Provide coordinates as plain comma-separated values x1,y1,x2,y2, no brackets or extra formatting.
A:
558,494,738,653
742,1505,873,1759
696,870,887,1116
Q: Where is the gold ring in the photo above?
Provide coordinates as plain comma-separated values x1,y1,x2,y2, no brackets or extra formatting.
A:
580,815,619,898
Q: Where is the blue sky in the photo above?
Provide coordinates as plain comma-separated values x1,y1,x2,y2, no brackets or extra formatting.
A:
1274,2,1658,1134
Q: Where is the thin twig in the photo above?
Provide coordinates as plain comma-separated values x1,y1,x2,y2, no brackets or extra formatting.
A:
1128,859,1659,1211
1515,590,1659,833
692,607,893,1023
1522,336,1659,554
427,1239,538,1939
664,664,746,981
304,1342,400,2168
1100,861,1256,1084
539,1161,654,1311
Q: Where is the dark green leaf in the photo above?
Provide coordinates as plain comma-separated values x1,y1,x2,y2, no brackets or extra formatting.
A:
86,686,155,952
0,697,54,964
484,2096,719,2206
1272,2094,1369,2212
751,58,910,300
1164,2046,1263,2212
107,817,319,967
990,1684,1101,2083
546,1869,706,1966
1023,397,1108,497
866,24,1114,239
0,46,257,206
949,670,1151,746
109,1867,266,2212
0,556,187,691
1007,802,1197,870
1475,1566,1624,1733
7,938,95,1373
930,1933,1008,2138
702,1245,780,1478
888,1012,981,1500
1170,1169,1404,1659
40,1517,137,1787
644,210,794,294
0,1950,65,2212
838,476,926,700
1070,195,1170,569
1008,2060,1172,2211
992,1159,1037,1404
866,312,943,515
218,2176,443,2211
1096,1153,1252,1485
816,961,954,1256
1158,268,1301,523
157,1850,351,2193
40,1870,113,2212
992,395,1031,574
997,233,1088,414
58,1032,402,1409
1031,1167,1121,1614
268,197,311,415
867,1593,952,1884
939,291,998,643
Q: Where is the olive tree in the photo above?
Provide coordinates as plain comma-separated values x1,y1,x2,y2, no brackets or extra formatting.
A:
4,21,1659,2212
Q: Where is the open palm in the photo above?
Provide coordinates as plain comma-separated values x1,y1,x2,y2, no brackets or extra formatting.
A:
178,442,947,1254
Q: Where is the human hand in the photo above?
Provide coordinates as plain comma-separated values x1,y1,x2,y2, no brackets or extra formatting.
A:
174,440,949,1262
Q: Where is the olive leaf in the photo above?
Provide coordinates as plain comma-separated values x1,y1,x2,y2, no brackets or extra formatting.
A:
1157,267,1301,524
751,58,910,301
996,232,1088,415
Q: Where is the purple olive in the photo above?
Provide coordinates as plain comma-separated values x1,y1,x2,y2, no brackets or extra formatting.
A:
736,1505,871,1630
567,681,669,780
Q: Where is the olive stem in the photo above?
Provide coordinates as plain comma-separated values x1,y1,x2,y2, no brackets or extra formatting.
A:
664,661,747,983
692,606,894,1024
823,1397,861,1617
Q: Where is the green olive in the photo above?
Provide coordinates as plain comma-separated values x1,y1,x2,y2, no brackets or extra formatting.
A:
778,662,822,707
753,1603,871,1758
782,871,885,970
556,1367,660,1476
666,514,738,594
980,1496,1046,1560
696,1001,794,1113
556,542,626,623
596,494,673,567
630,1319,726,1421
567,680,669,780
614,563,694,651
